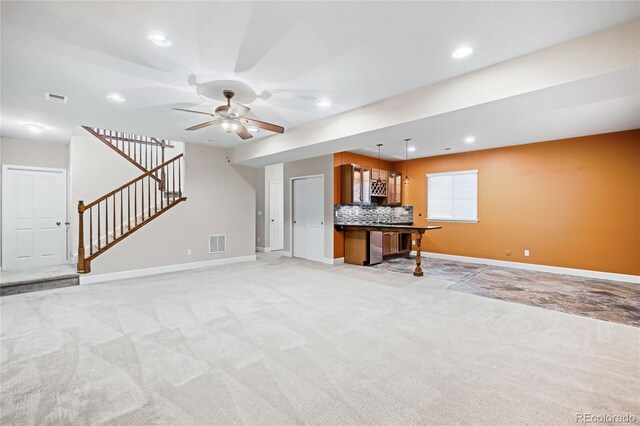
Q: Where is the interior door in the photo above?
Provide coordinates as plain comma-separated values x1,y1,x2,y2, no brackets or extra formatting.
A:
2,165,67,270
293,178,306,258
269,181,284,251
305,177,324,262
292,176,324,262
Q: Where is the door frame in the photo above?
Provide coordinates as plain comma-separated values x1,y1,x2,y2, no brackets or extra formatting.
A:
289,174,324,261
268,180,284,251
1,164,69,271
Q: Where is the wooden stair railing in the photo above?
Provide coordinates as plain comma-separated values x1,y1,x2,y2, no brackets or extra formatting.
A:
82,126,175,183
77,154,185,273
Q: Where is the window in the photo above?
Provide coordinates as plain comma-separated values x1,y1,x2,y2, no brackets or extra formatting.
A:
427,170,478,222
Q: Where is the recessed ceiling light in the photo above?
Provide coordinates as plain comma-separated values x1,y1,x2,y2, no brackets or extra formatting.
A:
22,123,46,133
247,127,260,133
107,93,125,103
464,136,475,144
317,99,331,107
452,46,473,59
148,33,171,46
407,146,416,152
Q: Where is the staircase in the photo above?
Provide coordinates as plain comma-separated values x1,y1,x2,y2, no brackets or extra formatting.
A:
77,127,186,273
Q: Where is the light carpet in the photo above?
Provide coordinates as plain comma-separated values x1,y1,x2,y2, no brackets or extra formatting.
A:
1,254,638,425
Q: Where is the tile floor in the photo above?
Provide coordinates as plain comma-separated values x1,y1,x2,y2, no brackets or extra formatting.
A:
371,256,640,326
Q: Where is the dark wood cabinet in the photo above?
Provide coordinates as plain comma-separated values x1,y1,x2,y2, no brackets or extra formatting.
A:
382,232,399,255
383,232,412,257
341,164,371,204
341,164,401,205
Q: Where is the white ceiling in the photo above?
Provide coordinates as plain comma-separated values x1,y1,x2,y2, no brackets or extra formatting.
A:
1,1,639,148
350,67,640,162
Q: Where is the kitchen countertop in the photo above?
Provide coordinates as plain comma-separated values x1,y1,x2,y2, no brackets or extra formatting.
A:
334,223,442,232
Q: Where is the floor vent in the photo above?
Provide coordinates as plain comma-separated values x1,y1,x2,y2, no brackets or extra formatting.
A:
45,92,68,104
209,234,226,254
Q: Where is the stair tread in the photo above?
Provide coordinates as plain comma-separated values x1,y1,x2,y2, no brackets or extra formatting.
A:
1,265,78,287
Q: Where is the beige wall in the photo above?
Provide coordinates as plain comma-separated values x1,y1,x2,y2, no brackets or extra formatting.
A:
283,155,334,260
1,137,70,268
69,132,258,274
1,137,69,169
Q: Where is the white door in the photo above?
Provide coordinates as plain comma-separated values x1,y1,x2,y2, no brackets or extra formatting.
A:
269,181,284,251
292,176,323,262
2,165,67,270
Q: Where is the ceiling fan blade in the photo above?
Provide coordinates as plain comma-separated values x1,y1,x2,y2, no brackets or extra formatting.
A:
239,118,284,134
229,103,250,118
173,107,215,116
235,125,253,140
185,120,217,131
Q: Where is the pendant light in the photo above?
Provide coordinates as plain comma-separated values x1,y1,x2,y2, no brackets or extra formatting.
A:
376,143,383,184
404,138,411,184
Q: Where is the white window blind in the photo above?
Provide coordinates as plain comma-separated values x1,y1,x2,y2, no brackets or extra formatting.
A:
427,170,478,222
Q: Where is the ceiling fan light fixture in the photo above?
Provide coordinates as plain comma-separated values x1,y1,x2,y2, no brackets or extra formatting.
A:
220,120,240,133
247,127,260,133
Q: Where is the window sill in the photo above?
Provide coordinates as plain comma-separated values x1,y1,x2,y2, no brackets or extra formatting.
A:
426,218,478,223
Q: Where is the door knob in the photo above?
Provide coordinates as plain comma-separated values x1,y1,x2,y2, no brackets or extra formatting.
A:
56,222,61,226
294,221,297,224
271,219,275,222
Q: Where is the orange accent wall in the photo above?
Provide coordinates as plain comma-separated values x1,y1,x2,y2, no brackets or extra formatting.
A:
388,130,640,275
333,152,397,259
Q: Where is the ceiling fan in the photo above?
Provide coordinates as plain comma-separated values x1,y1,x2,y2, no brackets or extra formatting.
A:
173,90,284,140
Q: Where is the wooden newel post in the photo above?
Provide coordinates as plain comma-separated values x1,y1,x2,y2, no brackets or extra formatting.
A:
77,200,89,274
413,231,424,277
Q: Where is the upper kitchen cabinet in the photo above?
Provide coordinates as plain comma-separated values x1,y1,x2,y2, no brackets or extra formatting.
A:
341,164,371,204
387,172,402,206
371,169,388,182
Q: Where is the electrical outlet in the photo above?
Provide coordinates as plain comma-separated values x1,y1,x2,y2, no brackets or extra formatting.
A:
257,211,262,216
412,240,415,245
524,250,530,257
187,249,192,256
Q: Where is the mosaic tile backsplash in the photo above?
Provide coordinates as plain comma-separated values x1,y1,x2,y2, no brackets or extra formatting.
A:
334,204,413,225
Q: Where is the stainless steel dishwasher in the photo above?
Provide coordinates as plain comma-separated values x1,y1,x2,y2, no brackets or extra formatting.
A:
369,231,383,265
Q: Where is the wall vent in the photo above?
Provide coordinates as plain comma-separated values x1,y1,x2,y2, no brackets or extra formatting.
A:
45,92,68,104
209,234,226,254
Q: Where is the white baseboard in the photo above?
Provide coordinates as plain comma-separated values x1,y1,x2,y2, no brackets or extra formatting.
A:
281,251,292,257
80,255,257,285
410,251,640,284
256,246,271,253
322,257,345,265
